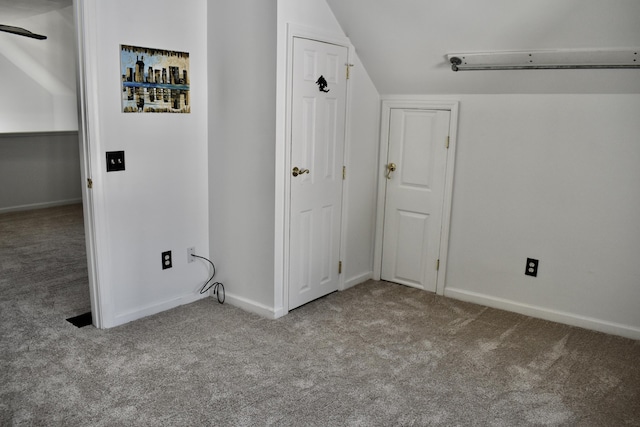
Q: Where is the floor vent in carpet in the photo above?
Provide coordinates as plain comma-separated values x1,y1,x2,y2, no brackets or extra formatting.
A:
66,312,92,328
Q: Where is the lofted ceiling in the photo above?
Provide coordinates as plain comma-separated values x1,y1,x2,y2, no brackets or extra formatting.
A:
325,0,640,94
0,0,71,22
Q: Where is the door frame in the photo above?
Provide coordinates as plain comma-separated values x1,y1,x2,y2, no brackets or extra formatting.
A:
274,24,354,317
74,0,112,328
373,98,459,296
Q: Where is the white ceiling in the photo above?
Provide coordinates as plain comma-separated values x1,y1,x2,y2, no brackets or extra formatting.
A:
325,0,640,94
0,0,71,22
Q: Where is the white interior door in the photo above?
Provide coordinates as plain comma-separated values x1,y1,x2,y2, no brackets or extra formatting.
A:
381,109,451,292
288,38,348,310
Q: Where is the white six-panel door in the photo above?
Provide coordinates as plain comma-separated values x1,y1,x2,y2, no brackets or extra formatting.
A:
381,109,451,292
288,37,348,310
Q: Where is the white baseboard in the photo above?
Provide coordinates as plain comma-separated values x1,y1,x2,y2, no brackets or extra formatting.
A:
221,273,374,321
110,292,209,328
272,306,287,319
224,292,279,319
223,271,375,319
343,271,373,290
0,198,82,214
444,287,640,341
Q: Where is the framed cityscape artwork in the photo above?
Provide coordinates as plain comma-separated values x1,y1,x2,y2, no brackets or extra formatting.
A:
120,44,190,113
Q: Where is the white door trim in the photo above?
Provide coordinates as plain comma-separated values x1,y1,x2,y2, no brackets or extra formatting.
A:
274,24,353,317
373,98,459,296
74,0,113,328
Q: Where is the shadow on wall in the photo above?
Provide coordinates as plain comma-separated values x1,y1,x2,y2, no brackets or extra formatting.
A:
0,5,78,133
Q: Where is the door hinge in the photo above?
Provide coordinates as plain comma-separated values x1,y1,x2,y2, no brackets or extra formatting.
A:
342,166,346,180
446,136,450,149
338,261,343,274
87,178,93,189
346,63,354,80
436,259,440,271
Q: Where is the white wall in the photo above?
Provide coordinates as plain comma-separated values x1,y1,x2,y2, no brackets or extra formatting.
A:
207,0,278,316
72,0,378,326
0,132,81,212
321,1,640,339
205,0,379,317
322,1,640,339
78,0,209,327
443,94,640,339
342,58,379,287
0,7,77,132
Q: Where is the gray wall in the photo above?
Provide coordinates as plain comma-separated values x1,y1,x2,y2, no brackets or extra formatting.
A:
0,4,80,214
0,132,81,213
208,0,278,311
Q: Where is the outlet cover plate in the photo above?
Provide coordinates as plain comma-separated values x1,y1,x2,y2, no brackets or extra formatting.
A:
162,250,172,270
525,258,539,277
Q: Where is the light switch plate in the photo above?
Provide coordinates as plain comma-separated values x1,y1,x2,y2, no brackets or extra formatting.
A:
106,151,125,172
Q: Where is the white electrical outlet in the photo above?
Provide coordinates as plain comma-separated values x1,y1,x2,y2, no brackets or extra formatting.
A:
187,247,196,263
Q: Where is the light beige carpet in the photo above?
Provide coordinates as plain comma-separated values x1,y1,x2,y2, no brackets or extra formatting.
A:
1,205,639,426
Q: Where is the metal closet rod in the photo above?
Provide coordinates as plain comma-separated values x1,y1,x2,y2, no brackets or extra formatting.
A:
448,50,640,72
451,64,640,71
450,62,640,71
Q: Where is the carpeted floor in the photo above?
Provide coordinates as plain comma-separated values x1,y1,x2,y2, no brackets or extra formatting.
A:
0,204,91,320
1,205,639,426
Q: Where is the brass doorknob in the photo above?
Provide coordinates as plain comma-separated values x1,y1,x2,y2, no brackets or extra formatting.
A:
292,167,310,177
385,162,396,179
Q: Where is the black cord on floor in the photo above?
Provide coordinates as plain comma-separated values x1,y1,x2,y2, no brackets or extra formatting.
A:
191,254,225,304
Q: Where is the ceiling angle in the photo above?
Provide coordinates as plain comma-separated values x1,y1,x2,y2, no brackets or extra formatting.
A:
447,48,639,71
0,24,47,40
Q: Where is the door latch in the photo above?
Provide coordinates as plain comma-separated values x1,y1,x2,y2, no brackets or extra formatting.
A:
385,162,396,179
292,167,310,177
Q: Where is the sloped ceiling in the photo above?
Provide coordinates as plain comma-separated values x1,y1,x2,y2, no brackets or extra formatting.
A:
0,0,70,22
325,0,640,94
